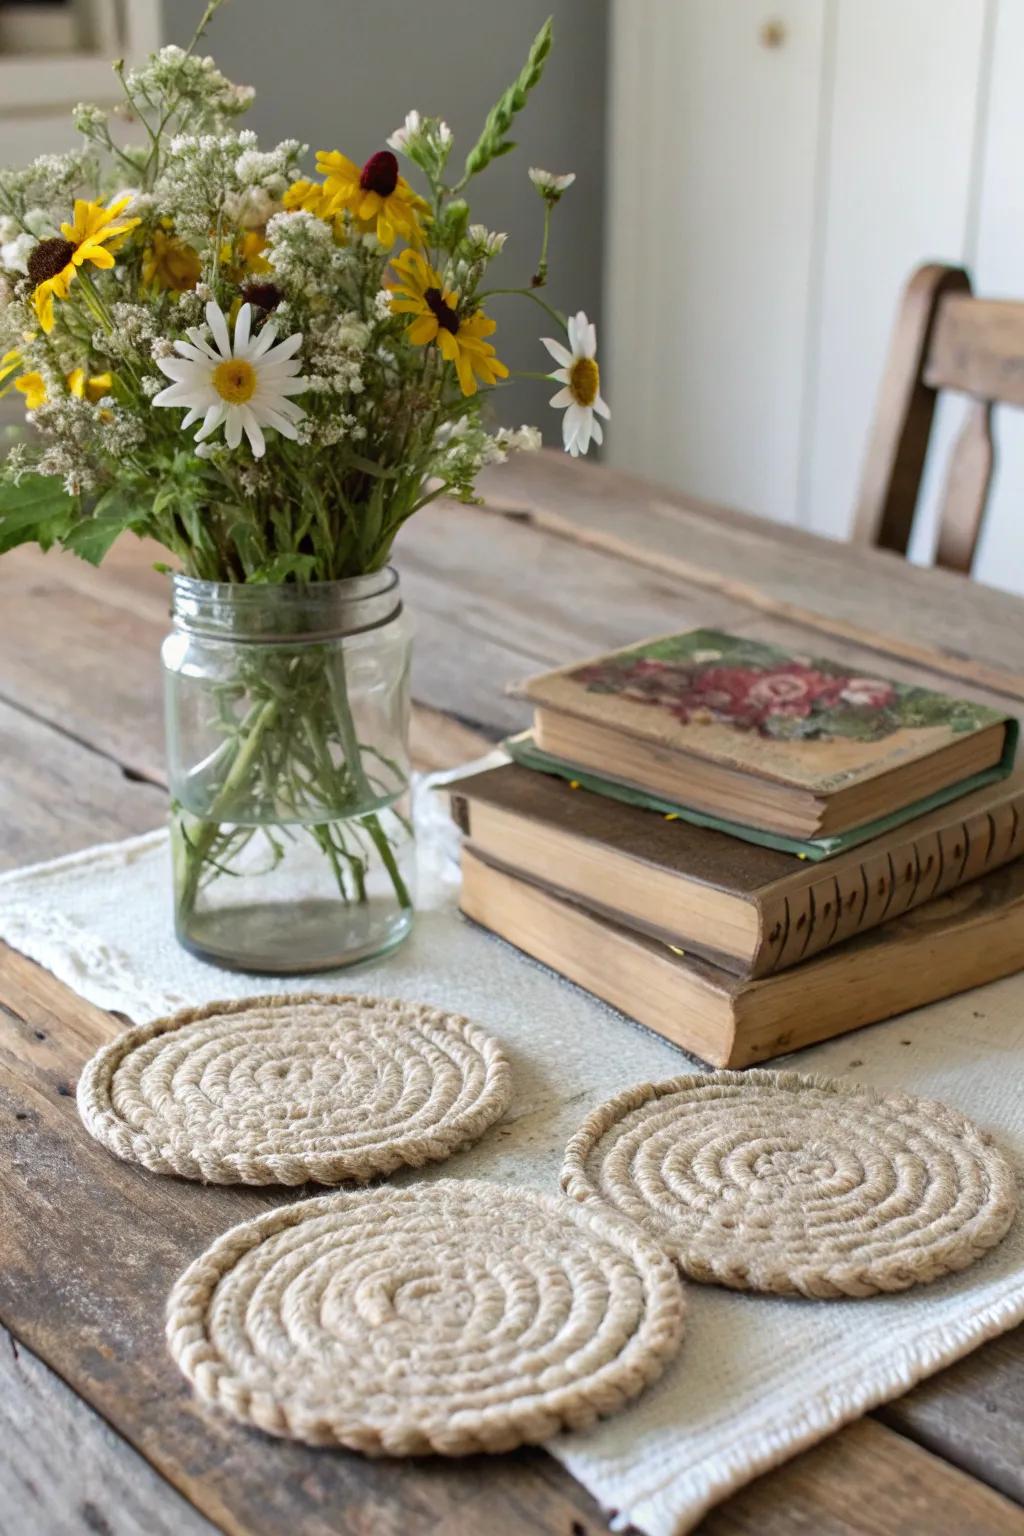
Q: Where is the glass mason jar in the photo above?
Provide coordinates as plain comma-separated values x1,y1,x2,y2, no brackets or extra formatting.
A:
162,569,415,973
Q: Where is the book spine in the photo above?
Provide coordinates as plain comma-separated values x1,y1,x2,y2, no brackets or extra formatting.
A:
449,793,471,836
759,794,1024,975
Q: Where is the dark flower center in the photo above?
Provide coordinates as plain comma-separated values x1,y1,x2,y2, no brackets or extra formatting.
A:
241,280,282,312
27,237,76,286
359,150,399,196
424,287,459,335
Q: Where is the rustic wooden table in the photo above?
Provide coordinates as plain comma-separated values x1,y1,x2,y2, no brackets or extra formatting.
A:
2,450,1023,1536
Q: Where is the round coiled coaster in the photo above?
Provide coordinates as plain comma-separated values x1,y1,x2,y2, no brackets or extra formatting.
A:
561,1070,1017,1299
77,993,512,1186
166,1179,686,1455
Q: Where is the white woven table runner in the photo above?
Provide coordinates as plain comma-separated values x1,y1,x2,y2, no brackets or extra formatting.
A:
2,768,1023,1535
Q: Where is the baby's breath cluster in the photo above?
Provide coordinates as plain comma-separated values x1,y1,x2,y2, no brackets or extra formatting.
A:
0,3,606,580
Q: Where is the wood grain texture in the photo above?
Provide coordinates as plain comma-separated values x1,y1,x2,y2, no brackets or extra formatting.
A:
878,1330,1024,1506
0,698,164,870
697,1418,1024,1536
0,1323,218,1536
853,267,1024,576
935,399,995,574
926,295,1024,409
476,451,1024,698
852,263,971,558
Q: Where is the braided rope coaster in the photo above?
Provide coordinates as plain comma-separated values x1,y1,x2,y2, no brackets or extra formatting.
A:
166,1178,685,1455
561,1071,1018,1299
77,993,511,1186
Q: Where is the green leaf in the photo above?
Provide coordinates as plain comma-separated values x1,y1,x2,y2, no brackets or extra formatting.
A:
63,490,145,565
0,473,76,555
248,552,318,584
461,18,553,184
228,517,267,578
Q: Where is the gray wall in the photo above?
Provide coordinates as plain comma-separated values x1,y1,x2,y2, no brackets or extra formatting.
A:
164,0,607,432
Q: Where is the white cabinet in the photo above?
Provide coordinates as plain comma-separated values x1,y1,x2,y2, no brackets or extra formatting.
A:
606,0,826,525
606,0,1024,592
802,0,989,540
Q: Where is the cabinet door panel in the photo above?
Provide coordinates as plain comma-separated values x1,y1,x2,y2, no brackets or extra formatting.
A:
958,0,1024,595
605,0,824,524
802,0,988,540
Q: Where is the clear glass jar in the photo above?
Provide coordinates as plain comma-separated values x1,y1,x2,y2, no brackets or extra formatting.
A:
162,569,414,973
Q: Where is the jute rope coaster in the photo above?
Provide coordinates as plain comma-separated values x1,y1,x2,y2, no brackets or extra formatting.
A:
561,1070,1017,1299
166,1178,686,1455
77,993,512,1186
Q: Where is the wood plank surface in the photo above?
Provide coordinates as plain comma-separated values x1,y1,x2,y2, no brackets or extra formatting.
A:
2,462,1024,1534
477,451,1024,698
698,1419,1024,1536
0,1323,218,1536
878,1331,1024,1506
0,699,165,870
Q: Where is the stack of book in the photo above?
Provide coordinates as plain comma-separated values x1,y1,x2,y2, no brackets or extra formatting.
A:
453,628,1024,1066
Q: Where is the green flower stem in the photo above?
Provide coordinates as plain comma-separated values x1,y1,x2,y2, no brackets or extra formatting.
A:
533,201,552,287
361,812,412,909
326,656,412,910
176,695,280,921
74,269,113,334
476,285,566,332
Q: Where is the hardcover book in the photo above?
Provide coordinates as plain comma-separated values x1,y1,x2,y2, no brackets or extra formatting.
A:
450,764,1024,978
512,629,1016,841
459,848,1024,1068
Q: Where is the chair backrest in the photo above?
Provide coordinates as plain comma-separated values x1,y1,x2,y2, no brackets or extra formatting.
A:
852,262,1024,574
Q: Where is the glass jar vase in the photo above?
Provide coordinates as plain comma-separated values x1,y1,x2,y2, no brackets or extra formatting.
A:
162,569,414,973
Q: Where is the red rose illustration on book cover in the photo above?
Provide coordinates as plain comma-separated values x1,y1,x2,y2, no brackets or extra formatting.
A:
570,632,989,742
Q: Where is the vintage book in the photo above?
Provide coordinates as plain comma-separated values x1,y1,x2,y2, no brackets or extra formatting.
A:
505,731,1015,861
450,764,1024,978
459,847,1024,1068
512,629,1016,842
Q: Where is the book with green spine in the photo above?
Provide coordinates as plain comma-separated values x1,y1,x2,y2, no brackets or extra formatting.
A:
510,629,1017,856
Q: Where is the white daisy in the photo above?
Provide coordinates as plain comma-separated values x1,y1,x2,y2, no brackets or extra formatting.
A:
541,310,610,457
152,299,308,458
528,167,576,201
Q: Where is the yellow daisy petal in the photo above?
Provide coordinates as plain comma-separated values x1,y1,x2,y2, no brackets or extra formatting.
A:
34,281,57,334
79,245,116,271
455,352,478,397
15,371,47,409
406,313,439,345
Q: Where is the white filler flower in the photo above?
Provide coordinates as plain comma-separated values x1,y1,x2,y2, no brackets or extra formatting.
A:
528,167,576,201
153,299,308,457
542,310,610,457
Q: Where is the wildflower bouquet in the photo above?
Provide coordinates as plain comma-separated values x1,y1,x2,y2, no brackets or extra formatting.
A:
0,4,609,969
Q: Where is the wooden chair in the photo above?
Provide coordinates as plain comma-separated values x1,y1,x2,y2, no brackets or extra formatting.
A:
852,262,1024,574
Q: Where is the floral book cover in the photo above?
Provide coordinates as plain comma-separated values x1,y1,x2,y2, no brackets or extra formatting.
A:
516,629,1012,794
